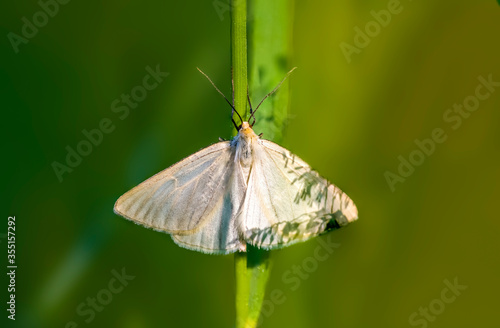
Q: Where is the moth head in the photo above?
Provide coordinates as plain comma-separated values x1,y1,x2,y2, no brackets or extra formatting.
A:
239,122,257,138
240,121,250,130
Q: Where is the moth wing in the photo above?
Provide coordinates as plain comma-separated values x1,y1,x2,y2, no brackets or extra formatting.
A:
170,160,247,254
242,140,358,249
114,141,245,253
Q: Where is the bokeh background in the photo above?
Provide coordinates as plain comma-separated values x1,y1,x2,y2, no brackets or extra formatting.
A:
2,0,500,327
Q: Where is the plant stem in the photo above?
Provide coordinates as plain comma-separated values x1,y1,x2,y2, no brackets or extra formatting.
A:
244,245,271,327
231,0,248,121
235,251,249,328
235,246,271,328
232,1,251,327
233,1,294,327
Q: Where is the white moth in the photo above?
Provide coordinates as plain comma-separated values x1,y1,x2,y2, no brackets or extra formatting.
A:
114,72,358,254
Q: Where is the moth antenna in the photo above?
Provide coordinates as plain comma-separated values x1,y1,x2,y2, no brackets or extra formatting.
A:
197,67,242,130
247,86,256,127
231,67,235,108
231,69,238,128
253,67,297,118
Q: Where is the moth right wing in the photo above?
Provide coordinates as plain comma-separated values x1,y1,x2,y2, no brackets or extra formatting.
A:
241,140,358,249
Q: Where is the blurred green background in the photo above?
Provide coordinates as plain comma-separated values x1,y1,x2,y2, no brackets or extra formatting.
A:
1,1,500,327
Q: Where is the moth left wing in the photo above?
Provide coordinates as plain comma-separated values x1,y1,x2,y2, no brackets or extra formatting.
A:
241,140,358,249
114,141,247,254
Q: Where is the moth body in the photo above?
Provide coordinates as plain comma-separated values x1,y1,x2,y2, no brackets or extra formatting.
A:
232,121,259,167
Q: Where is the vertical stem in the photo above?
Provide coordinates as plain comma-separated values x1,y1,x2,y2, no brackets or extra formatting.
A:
231,0,248,121
245,245,271,327
231,2,250,328
235,251,249,328
233,1,294,327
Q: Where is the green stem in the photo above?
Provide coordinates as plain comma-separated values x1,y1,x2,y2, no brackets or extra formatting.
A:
233,1,294,327
231,0,248,121
244,245,271,327
235,246,271,328
235,251,249,328
232,1,251,327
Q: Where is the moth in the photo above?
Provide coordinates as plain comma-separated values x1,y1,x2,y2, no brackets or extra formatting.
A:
114,69,358,254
